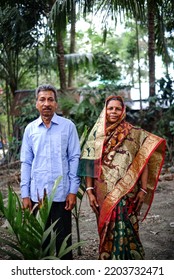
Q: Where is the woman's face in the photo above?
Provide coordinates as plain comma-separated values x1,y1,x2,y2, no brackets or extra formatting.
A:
106,99,123,123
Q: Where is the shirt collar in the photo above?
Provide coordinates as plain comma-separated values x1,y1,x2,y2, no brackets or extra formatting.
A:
37,113,59,126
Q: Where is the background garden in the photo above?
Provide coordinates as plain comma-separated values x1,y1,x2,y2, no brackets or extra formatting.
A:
0,0,174,259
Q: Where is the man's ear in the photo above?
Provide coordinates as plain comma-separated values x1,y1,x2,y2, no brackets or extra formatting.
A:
36,101,38,110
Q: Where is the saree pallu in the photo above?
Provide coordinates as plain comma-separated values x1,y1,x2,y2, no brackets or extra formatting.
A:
94,129,166,260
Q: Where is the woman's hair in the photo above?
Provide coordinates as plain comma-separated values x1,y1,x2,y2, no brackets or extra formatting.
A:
35,84,58,102
106,96,124,108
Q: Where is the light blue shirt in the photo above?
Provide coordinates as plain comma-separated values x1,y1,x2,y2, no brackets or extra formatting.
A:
20,113,81,202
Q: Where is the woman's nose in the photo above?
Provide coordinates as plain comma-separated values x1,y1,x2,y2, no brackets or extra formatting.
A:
111,108,117,112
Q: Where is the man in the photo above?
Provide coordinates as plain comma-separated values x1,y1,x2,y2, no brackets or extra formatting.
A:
20,84,81,259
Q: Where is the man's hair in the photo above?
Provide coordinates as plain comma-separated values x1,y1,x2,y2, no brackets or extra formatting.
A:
35,84,58,102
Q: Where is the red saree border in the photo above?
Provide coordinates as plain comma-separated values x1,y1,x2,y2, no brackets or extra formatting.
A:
142,136,166,221
98,134,166,235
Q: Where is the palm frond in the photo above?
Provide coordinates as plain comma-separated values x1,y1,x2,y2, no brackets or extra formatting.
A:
64,53,93,72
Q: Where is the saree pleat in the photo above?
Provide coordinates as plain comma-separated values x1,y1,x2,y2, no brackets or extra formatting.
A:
100,197,145,260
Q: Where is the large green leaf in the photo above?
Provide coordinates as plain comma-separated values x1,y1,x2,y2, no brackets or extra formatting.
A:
36,176,62,229
57,234,85,259
41,221,59,258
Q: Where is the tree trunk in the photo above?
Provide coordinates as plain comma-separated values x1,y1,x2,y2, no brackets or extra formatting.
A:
56,32,67,90
5,82,11,140
68,0,76,88
135,18,142,110
147,0,156,106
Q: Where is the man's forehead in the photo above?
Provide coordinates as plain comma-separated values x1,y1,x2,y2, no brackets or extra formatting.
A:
38,90,55,97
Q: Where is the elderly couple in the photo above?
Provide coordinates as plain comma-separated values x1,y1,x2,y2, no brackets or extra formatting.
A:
20,84,166,260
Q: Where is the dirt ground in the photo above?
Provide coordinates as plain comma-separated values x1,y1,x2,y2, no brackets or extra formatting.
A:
0,164,174,260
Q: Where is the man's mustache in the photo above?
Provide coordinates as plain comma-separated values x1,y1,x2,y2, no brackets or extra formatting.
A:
43,106,52,110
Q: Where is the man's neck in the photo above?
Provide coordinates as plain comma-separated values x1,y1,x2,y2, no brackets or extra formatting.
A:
42,116,52,128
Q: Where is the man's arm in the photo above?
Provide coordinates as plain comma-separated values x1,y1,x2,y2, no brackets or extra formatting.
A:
20,126,33,210
67,123,81,194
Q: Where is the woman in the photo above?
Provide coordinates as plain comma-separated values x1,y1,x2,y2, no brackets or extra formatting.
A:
78,95,166,260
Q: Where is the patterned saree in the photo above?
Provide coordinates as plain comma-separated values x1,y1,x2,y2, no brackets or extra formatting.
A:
78,96,166,260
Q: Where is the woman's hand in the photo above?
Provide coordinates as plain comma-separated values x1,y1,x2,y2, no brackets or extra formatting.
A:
134,163,148,214
87,191,99,216
134,190,146,214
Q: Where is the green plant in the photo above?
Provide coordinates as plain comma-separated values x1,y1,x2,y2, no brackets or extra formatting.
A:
72,179,86,256
59,96,76,117
157,75,174,106
72,126,88,255
0,177,84,260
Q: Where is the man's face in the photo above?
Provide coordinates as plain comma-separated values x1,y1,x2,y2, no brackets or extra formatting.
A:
36,90,57,118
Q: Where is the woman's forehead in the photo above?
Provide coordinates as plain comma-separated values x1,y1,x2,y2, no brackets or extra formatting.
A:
107,99,123,107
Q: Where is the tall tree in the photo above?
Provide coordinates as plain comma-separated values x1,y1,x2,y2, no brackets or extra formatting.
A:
155,0,174,74
0,1,47,140
68,0,76,88
49,0,67,90
49,0,95,89
147,0,156,104
93,0,174,105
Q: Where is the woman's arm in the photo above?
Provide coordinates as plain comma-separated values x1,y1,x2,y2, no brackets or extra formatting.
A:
86,176,93,188
134,164,148,213
140,164,148,191
85,176,99,215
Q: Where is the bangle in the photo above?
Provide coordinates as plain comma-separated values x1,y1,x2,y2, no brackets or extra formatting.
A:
140,188,147,194
86,187,94,191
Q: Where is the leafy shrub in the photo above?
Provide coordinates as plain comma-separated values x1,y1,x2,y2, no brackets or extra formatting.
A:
0,177,84,259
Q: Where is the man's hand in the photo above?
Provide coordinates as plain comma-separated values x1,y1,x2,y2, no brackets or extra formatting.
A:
22,197,32,211
65,193,76,210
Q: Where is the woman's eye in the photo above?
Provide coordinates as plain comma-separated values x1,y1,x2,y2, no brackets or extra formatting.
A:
107,107,122,111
